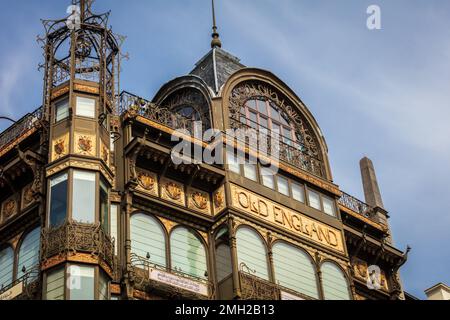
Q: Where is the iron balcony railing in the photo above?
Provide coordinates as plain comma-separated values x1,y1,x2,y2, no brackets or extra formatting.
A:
339,191,377,221
119,91,197,133
0,265,41,300
0,106,43,154
41,221,115,269
130,253,213,299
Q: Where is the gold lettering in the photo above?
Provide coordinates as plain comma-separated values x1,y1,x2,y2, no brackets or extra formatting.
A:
274,206,283,225
258,200,269,217
238,192,249,209
310,223,322,241
328,230,338,247
291,214,302,232
282,209,293,230
319,226,330,244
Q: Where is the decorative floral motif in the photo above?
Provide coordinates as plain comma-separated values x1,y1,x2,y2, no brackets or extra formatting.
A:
102,145,109,163
78,136,93,153
23,185,35,207
3,199,17,219
138,172,156,191
54,139,66,156
192,192,208,210
164,182,182,201
213,191,224,209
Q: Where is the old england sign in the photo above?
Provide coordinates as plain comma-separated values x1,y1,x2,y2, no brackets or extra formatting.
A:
230,184,345,254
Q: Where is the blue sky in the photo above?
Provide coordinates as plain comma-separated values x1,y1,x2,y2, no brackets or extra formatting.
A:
1,0,449,299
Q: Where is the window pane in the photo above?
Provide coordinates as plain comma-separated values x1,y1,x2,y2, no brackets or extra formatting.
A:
249,111,257,129
247,99,257,110
273,242,319,299
308,190,321,210
100,179,109,233
76,97,95,118
226,151,240,174
323,197,337,217
49,173,68,227
271,123,280,137
261,167,275,189
171,228,207,279
243,163,257,181
68,265,95,300
18,227,41,279
292,183,305,203
216,244,232,282
98,270,109,300
0,247,14,288
259,116,268,130
46,267,65,300
277,176,289,196
72,171,96,224
258,100,268,115
236,227,269,280
321,262,351,300
55,99,69,122
110,204,118,255
130,214,166,267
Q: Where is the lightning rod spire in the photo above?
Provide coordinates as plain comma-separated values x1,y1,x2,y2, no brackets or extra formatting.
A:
211,0,222,48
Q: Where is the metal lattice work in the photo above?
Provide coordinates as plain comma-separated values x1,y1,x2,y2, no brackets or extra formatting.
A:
228,81,326,178
339,191,375,219
0,107,43,154
119,91,197,133
239,271,280,300
0,265,41,300
41,221,115,269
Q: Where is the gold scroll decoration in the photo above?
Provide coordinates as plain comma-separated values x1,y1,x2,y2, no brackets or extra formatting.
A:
230,184,345,253
213,185,226,215
187,188,211,215
160,178,185,207
51,133,69,162
74,133,96,157
136,169,158,197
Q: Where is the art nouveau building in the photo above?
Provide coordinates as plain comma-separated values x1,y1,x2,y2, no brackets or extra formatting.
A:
0,1,409,301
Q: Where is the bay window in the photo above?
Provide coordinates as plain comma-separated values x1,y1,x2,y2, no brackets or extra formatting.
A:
55,98,69,122
72,171,96,224
76,96,96,118
49,173,68,227
100,178,109,233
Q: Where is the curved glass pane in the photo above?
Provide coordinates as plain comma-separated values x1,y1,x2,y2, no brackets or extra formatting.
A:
170,228,207,279
272,242,319,299
236,227,269,280
0,247,14,288
216,244,232,282
18,227,41,279
130,213,166,267
321,262,351,300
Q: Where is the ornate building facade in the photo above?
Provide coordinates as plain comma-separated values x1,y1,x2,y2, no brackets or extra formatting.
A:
0,1,409,300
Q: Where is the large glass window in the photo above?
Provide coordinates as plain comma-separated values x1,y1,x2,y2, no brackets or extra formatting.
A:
76,97,96,118
130,214,166,267
55,98,69,122
110,204,119,255
226,151,241,174
272,242,319,299
308,189,322,211
98,270,109,300
68,265,95,300
18,227,41,279
0,247,14,289
170,227,207,279
243,163,257,181
99,178,109,233
72,171,96,224
49,173,68,227
261,167,275,189
322,196,337,217
277,176,289,196
215,227,232,283
236,227,269,280
46,267,65,300
321,262,351,300
292,183,305,203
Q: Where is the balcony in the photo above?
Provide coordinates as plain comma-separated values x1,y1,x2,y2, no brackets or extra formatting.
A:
0,266,41,300
119,91,197,133
41,221,115,271
0,107,43,157
130,254,213,300
238,271,280,300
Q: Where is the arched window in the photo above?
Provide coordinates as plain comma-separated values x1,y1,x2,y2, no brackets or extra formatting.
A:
17,227,41,279
174,105,201,122
272,242,319,299
215,227,232,282
170,227,207,279
321,262,351,300
130,213,166,267
240,99,302,149
236,227,269,280
0,247,14,288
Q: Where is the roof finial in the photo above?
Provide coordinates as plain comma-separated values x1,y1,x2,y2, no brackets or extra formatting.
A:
211,0,222,48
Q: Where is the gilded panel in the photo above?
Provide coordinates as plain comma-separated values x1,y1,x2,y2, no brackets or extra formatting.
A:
212,185,226,215
74,133,96,157
51,132,69,162
1,195,19,223
21,183,35,210
187,187,211,215
160,178,185,207
136,169,159,197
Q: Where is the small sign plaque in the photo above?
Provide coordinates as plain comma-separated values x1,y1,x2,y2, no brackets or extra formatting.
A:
149,268,208,296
